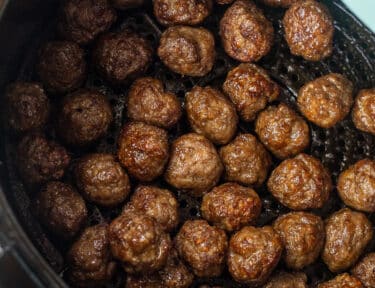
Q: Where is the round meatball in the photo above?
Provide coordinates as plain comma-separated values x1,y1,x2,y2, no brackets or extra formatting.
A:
126,274,162,288
352,88,375,135
220,0,274,62
255,103,310,159
264,271,308,288
351,253,375,288
298,73,353,128
223,63,279,122
111,0,144,9
261,0,301,7
273,212,325,270
118,122,169,182
35,181,87,238
186,86,238,145
219,133,271,187
322,208,373,273
127,77,182,129
37,41,86,94
157,26,215,77
283,0,334,61
267,153,332,210
201,182,262,232
175,220,227,277
164,133,223,196
228,226,283,285
57,89,113,146
318,273,363,288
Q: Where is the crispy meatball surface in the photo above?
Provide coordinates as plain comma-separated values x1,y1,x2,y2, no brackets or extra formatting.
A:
264,271,308,288
351,253,375,288
261,0,302,8
352,88,375,135
318,273,363,288
111,0,144,9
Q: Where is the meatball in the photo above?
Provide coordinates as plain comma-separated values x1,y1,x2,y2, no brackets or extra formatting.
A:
322,208,373,273
351,253,375,288
66,224,116,287
125,274,162,288
127,77,182,129
93,30,152,84
283,0,334,61
273,212,325,270
164,133,223,196
264,271,308,288
118,122,169,182
201,182,262,232
57,89,113,147
216,0,234,4
37,41,86,94
219,133,271,187
220,0,274,62
75,153,131,207
261,0,301,8
267,153,332,210
298,73,353,128
111,0,144,9
255,103,310,159
175,220,227,277
186,86,238,145
35,181,87,238
352,88,375,135
157,26,215,77
228,226,283,285
317,273,363,288
223,63,279,122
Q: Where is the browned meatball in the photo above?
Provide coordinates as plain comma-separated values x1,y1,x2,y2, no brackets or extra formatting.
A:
111,0,144,9
127,77,182,129
118,122,169,182
267,153,332,210
283,0,334,61
228,226,283,285
201,182,262,232
157,26,215,77
318,273,363,288
351,253,375,288
264,271,308,288
186,86,238,145
175,220,227,277
164,133,223,196
273,212,325,270
37,41,86,94
352,88,375,135
220,0,274,62
322,208,373,273
255,103,310,159
57,89,113,146
261,0,302,8
219,133,271,187
125,274,162,288
223,63,279,122
298,73,353,128
216,0,234,4
35,181,87,238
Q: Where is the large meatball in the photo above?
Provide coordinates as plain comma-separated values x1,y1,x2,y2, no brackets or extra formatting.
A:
351,253,375,288
255,103,310,159
352,88,375,135
175,220,227,277
228,226,283,285
201,182,262,232
220,0,274,62
267,153,332,210
118,122,169,182
273,212,325,270
317,273,363,288
264,271,308,288
261,0,302,8
223,63,279,122
298,73,353,128
111,0,144,9
322,208,373,273
283,0,334,61
186,86,238,145
157,26,215,77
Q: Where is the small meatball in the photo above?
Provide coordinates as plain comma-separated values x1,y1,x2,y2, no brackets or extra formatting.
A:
352,88,375,135
273,212,325,270
57,89,113,147
283,0,334,61
35,181,87,238
175,220,227,277
125,274,162,288
298,73,353,128
157,26,215,77
264,271,308,288
219,133,271,187
37,41,86,94
220,0,274,62
201,182,262,232
322,208,373,273
267,153,332,210
127,77,181,129
261,0,302,8
186,86,238,145
118,122,169,182
255,103,310,159
228,226,283,285
318,273,363,288
223,63,279,122
111,0,144,9
351,253,375,288
164,133,223,196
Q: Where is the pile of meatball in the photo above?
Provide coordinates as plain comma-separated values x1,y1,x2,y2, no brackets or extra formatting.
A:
4,0,374,287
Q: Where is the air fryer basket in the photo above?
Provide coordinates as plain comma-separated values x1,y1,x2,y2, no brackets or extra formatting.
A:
0,0,374,287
